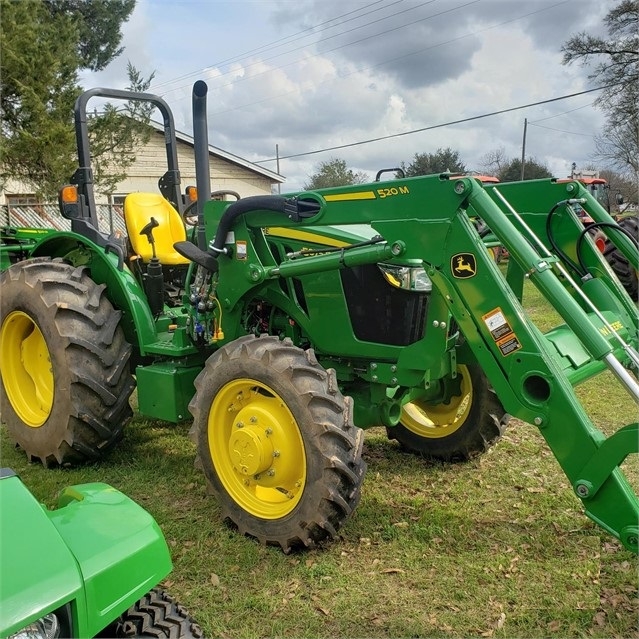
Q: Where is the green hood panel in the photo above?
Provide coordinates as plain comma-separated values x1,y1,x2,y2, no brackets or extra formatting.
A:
0,473,173,638
50,483,173,638
0,472,83,637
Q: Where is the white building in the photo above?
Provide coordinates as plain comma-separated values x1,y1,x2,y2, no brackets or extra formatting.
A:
1,122,284,232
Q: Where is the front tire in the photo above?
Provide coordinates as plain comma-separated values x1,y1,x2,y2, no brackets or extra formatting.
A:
110,589,202,638
189,334,366,552
0,258,135,466
387,364,508,462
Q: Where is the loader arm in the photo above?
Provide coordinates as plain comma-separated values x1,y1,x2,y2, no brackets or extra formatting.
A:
206,173,638,552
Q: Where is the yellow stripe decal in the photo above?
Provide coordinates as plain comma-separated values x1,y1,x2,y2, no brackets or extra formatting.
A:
264,227,350,247
323,191,377,202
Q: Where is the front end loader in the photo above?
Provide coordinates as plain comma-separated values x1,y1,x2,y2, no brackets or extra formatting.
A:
0,81,637,554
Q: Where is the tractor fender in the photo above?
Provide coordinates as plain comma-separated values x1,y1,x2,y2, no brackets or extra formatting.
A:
50,483,173,639
29,231,157,354
0,470,83,638
0,472,172,638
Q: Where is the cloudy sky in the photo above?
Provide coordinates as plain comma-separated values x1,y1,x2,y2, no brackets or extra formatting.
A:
83,0,611,191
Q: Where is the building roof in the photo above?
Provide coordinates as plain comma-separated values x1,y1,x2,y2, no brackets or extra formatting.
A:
149,120,285,184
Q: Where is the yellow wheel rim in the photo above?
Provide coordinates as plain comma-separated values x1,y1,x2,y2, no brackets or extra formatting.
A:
208,378,306,519
0,311,54,427
401,365,472,439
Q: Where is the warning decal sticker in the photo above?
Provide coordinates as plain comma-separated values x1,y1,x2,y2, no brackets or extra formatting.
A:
496,333,522,356
482,308,512,340
482,307,522,356
236,240,247,260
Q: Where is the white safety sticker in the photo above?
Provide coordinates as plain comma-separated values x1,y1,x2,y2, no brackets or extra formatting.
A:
236,240,247,260
482,308,512,341
482,307,522,356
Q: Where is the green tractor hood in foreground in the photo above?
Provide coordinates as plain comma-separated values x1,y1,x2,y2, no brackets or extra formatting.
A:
0,469,172,638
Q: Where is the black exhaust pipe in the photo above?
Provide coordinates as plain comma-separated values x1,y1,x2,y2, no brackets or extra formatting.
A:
192,80,210,251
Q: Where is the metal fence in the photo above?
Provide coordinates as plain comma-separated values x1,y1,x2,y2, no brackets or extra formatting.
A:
1,204,127,236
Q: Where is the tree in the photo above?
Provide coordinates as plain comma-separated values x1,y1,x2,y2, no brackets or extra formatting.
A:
562,1,638,175
44,0,135,71
400,148,466,177
0,0,80,196
594,121,638,175
0,0,145,199
89,63,156,196
599,169,638,212
479,149,551,182
498,158,552,182
304,158,369,190
478,147,508,177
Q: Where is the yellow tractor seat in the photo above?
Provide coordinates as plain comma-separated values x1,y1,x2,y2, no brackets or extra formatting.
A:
124,193,190,265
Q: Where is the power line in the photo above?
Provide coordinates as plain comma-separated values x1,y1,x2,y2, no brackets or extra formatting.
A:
149,0,396,92
204,1,393,70
256,85,612,163
160,0,569,125
529,122,596,138
153,0,422,96
204,0,570,119
530,102,593,123
158,0,465,97
196,1,478,114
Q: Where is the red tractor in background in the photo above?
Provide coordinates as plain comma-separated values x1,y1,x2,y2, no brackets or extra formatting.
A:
567,170,637,299
479,168,637,298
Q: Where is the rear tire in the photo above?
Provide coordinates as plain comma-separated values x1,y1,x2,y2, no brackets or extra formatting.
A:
0,258,135,466
603,217,638,299
189,334,366,552
387,364,508,462
111,589,202,638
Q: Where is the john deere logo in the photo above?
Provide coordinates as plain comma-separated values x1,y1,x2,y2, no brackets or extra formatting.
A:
451,253,476,278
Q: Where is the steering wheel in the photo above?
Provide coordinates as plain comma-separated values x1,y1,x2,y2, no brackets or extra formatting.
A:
182,190,241,226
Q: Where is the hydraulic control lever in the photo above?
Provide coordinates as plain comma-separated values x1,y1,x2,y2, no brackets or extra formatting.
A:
140,217,164,316
139,217,160,260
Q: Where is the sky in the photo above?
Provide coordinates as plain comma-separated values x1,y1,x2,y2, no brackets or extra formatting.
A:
81,0,612,192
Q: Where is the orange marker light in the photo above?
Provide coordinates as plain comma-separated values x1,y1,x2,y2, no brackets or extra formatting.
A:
60,185,78,204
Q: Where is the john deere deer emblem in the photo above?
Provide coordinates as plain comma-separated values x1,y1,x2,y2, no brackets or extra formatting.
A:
451,253,476,278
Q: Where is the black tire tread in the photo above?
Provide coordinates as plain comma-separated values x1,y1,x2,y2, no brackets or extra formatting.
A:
112,588,203,638
387,365,508,462
0,258,134,466
603,216,638,298
189,334,366,552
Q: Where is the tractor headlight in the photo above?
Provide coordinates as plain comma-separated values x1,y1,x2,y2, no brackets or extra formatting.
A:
9,614,60,639
378,264,432,292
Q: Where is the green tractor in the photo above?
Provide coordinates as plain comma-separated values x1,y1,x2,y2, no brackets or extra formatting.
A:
0,468,200,638
1,81,638,554
0,226,57,271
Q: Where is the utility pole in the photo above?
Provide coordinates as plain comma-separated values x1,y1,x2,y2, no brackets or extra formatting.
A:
276,144,281,194
520,118,527,181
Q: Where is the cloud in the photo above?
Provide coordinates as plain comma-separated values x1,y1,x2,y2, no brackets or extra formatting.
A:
84,0,609,191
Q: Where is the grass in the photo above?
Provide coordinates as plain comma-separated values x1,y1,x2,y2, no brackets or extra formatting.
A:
2,280,638,638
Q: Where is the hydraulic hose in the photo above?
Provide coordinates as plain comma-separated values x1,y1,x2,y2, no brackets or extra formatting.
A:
175,195,308,272
545,199,587,277
575,221,639,273
209,195,297,255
